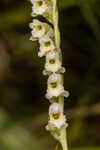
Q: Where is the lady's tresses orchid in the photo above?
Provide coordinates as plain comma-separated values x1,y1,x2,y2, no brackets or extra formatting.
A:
29,0,69,149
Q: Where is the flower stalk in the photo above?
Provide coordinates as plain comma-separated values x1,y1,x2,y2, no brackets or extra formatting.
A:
29,0,69,150
52,0,60,49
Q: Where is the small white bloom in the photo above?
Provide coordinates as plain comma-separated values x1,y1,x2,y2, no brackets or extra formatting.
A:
46,73,69,99
31,0,47,16
29,19,47,39
49,103,63,114
46,103,68,130
45,51,62,73
38,35,55,57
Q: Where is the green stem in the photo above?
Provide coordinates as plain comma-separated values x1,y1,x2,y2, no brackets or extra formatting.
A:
60,128,68,150
52,0,60,49
58,97,68,150
58,96,64,109
52,1,69,150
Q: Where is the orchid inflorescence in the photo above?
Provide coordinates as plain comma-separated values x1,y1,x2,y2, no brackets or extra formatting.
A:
29,0,69,149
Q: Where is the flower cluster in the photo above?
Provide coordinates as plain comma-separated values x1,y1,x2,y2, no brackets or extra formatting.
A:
29,0,69,132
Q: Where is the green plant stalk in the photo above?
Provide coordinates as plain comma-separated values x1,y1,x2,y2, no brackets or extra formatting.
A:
52,0,69,150
52,0,60,49
58,97,68,150
60,127,68,150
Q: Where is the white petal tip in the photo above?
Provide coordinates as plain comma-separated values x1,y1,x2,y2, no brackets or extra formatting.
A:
63,90,70,98
29,36,37,41
43,70,47,75
60,67,66,73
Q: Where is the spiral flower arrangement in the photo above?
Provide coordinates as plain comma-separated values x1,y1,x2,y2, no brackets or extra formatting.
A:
29,0,69,149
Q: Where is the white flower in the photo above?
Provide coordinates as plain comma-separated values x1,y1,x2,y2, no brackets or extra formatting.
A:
31,0,47,16
38,35,55,57
45,73,69,99
44,51,62,73
29,19,47,39
46,103,68,131
49,103,63,114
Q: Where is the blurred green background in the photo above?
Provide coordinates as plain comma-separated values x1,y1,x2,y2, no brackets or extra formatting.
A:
0,0,100,150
